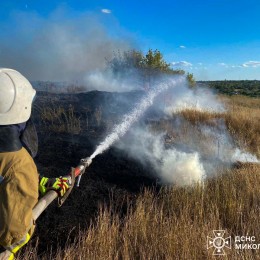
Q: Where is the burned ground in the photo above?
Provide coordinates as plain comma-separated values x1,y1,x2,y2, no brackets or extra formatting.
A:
31,91,160,254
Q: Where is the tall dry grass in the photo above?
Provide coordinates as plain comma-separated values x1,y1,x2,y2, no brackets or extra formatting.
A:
179,95,260,158
19,95,260,259
224,96,260,157
20,164,260,260
41,105,81,134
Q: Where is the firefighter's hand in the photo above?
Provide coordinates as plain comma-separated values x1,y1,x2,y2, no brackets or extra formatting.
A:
39,176,71,197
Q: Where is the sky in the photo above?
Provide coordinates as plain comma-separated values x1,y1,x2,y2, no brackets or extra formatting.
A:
0,0,260,80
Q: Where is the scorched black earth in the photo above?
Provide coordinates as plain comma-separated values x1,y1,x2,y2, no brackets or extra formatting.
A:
30,90,159,254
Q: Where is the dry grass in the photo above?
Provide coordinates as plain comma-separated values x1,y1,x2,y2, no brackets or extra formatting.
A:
20,95,260,259
41,105,81,134
223,96,260,157
178,95,260,158
20,165,260,259
179,109,223,127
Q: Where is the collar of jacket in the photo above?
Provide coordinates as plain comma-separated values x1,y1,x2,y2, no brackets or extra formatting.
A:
0,125,23,153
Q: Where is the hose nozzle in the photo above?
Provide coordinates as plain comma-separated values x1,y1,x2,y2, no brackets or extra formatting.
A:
81,157,92,167
76,157,92,187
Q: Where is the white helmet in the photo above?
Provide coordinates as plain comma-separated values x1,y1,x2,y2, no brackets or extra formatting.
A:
0,68,36,125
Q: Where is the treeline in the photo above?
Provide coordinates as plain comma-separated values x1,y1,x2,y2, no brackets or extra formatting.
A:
197,80,260,97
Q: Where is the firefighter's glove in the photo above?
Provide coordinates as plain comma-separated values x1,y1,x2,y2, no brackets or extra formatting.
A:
39,176,71,197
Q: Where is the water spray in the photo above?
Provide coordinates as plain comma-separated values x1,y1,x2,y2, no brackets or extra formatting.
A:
89,76,185,160
73,77,183,187
31,76,184,222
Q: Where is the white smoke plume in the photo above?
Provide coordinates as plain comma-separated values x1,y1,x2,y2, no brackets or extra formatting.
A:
161,149,205,185
163,85,225,114
115,121,258,186
231,148,259,163
115,127,206,186
84,69,139,92
113,80,259,186
0,8,133,82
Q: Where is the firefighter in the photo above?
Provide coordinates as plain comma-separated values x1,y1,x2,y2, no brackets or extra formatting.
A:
0,68,71,259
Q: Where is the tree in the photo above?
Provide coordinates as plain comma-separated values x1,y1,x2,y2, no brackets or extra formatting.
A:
143,49,187,89
107,49,194,89
107,50,144,76
144,49,170,72
186,72,196,87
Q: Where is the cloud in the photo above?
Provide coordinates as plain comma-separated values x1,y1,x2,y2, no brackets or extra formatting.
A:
172,61,192,67
242,61,260,68
179,45,186,49
217,63,245,69
231,65,243,68
101,9,112,14
218,62,227,67
197,63,203,66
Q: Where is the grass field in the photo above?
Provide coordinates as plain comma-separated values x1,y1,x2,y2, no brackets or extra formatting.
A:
19,95,260,259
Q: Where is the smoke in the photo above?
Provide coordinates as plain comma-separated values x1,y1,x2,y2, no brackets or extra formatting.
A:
116,127,206,186
163,84,225,115
115,118,259,186
112,80,259,186
90,76,185,160
231,148,259,163
0,8,132,82
161,150,205,185
84,69,140,92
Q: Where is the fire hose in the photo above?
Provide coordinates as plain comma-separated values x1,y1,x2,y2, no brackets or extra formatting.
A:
0,157,92,260
33,157,92,219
